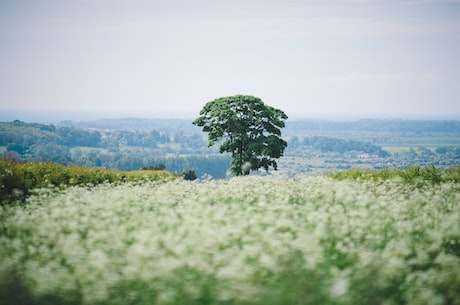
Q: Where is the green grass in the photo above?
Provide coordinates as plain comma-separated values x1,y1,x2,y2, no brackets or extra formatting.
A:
328,165,460,185
0,159,177,204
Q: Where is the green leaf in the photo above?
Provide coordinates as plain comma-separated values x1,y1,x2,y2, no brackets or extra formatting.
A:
193,95,288,176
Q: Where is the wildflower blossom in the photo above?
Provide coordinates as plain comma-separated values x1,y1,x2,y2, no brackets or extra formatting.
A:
0,176,458,305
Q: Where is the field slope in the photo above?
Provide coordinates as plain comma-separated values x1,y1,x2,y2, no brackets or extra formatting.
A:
0,172,459,305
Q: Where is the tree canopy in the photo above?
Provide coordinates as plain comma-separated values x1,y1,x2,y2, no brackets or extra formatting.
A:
193,95,288,176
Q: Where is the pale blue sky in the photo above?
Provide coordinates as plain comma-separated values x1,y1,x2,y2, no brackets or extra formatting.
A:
1,0,459,120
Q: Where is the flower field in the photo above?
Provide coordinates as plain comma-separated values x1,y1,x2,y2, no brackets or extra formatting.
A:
1,174,459,305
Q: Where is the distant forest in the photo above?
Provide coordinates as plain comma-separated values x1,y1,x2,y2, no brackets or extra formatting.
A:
1,119,459,178
65,117,460,134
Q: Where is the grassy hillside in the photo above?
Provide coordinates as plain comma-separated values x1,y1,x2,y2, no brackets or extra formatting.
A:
0,168,459,305
0,159,176,204
329,165,460,184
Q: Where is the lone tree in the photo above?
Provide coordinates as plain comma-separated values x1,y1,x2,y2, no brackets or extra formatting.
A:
193,95,288,176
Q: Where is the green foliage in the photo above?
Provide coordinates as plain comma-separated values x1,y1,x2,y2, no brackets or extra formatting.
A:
0,159,176,205
329,165,460,185
193,95,288,176
1,120,225,177
3,119,458,177
0,121,100,151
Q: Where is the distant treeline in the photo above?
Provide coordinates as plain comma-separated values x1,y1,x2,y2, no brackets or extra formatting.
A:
2,120,390,162
287,136,389,157
62,117,460,135
0,120,228,178
0,120,194,149
2,119,459,178
63,118,201,134
285,119,460,134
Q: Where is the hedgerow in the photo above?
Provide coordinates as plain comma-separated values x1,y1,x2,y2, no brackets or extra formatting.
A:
0,159,176,204
328,165,460,185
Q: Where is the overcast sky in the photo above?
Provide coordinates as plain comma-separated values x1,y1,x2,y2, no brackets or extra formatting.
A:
1,0,460,120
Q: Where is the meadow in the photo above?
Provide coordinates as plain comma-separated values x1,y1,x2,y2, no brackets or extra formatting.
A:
0,164,459,305
0,159,176,204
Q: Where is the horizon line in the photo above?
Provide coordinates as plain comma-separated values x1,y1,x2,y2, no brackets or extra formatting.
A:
1,109,459,123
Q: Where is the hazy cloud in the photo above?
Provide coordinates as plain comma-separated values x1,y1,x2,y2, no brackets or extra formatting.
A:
0,0,459,119
319,72,441,83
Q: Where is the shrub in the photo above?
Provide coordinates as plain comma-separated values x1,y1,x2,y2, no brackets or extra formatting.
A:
181,169,197,181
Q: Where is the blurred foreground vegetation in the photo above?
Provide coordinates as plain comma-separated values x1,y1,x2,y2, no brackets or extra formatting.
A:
0,171,458,305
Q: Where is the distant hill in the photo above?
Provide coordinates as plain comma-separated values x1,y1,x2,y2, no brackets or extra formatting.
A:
284,119,460,135
1,118,459,177
60,118,200,134
58,117,460,135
